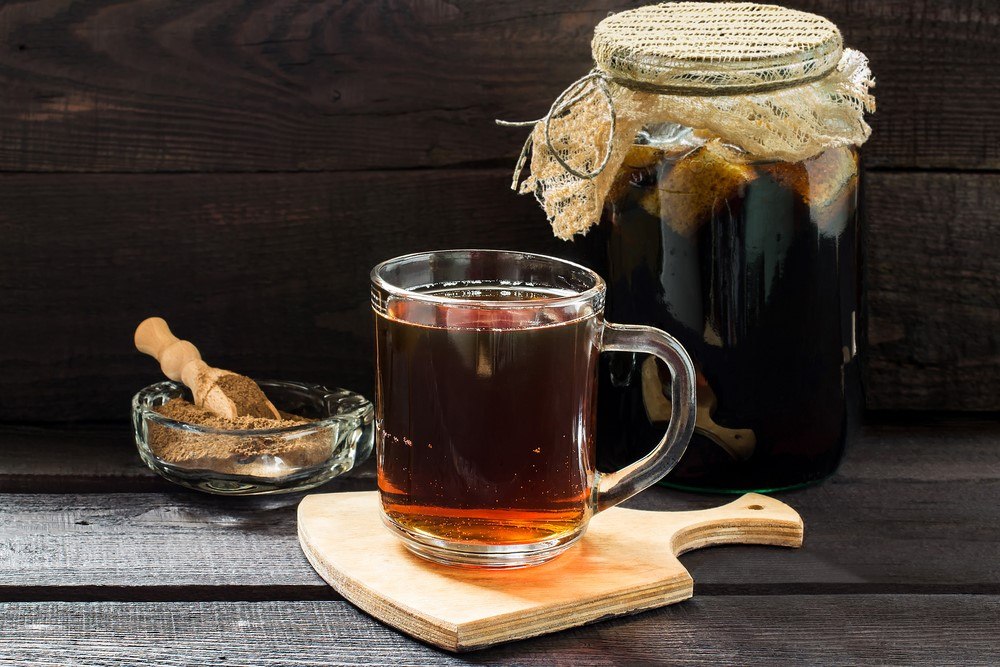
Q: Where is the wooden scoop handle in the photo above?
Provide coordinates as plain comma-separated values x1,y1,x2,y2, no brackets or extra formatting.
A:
134,317,205,382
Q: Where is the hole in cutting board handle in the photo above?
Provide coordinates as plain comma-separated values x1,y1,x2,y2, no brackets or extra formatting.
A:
746,504,764,510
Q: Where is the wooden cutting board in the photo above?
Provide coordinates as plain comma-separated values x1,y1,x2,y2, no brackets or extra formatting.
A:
298,491,803,652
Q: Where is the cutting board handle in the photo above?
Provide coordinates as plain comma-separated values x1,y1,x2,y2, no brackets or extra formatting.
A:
298,490,804,652
662,493,804,555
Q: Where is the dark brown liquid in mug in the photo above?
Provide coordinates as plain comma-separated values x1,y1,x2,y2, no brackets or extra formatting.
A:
376,287,599,545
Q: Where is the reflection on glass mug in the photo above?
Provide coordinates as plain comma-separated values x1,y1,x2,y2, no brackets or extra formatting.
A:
371,250,696,567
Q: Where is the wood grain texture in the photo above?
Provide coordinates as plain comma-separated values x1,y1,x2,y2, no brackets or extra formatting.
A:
866,173,1000,410
2,421,998,595
0,170,993,420
0,169,560,421
1,484,981,594
0,423,376,493
0,491,325,591
1,597,997,665
5,420,995,489
838,418,1000,482
298,491,801,651
0,424,168,492
0,0,995,416
0,0,994,172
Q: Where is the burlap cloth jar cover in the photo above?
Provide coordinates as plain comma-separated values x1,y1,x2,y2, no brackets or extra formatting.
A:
502,2,875,240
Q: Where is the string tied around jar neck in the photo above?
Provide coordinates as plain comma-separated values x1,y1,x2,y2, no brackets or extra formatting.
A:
496,69,617,188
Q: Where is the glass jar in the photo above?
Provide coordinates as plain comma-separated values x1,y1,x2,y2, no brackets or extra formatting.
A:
575,125,863,492
502,2,874,492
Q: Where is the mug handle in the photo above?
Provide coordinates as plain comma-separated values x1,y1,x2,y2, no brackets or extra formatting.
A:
594,322,697,512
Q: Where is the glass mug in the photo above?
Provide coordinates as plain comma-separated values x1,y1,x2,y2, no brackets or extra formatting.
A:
371,250,696,567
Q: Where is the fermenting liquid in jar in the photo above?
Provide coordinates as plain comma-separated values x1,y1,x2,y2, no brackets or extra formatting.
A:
575,131,863,492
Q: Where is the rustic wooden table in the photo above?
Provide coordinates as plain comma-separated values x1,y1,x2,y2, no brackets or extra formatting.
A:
2,418,997,665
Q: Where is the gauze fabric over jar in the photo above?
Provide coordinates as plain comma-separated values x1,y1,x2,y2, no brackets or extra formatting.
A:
503,2,874,491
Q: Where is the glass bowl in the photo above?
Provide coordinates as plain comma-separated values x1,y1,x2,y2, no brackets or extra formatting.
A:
132,379,374,495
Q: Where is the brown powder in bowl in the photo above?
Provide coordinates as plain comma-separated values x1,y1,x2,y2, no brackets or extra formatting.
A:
211,373,278,418
147,398,331,477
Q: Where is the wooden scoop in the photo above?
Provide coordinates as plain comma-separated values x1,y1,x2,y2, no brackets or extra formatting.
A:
134,317,280,420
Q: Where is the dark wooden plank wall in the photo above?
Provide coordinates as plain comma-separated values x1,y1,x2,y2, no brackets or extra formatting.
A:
0,0,997,420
